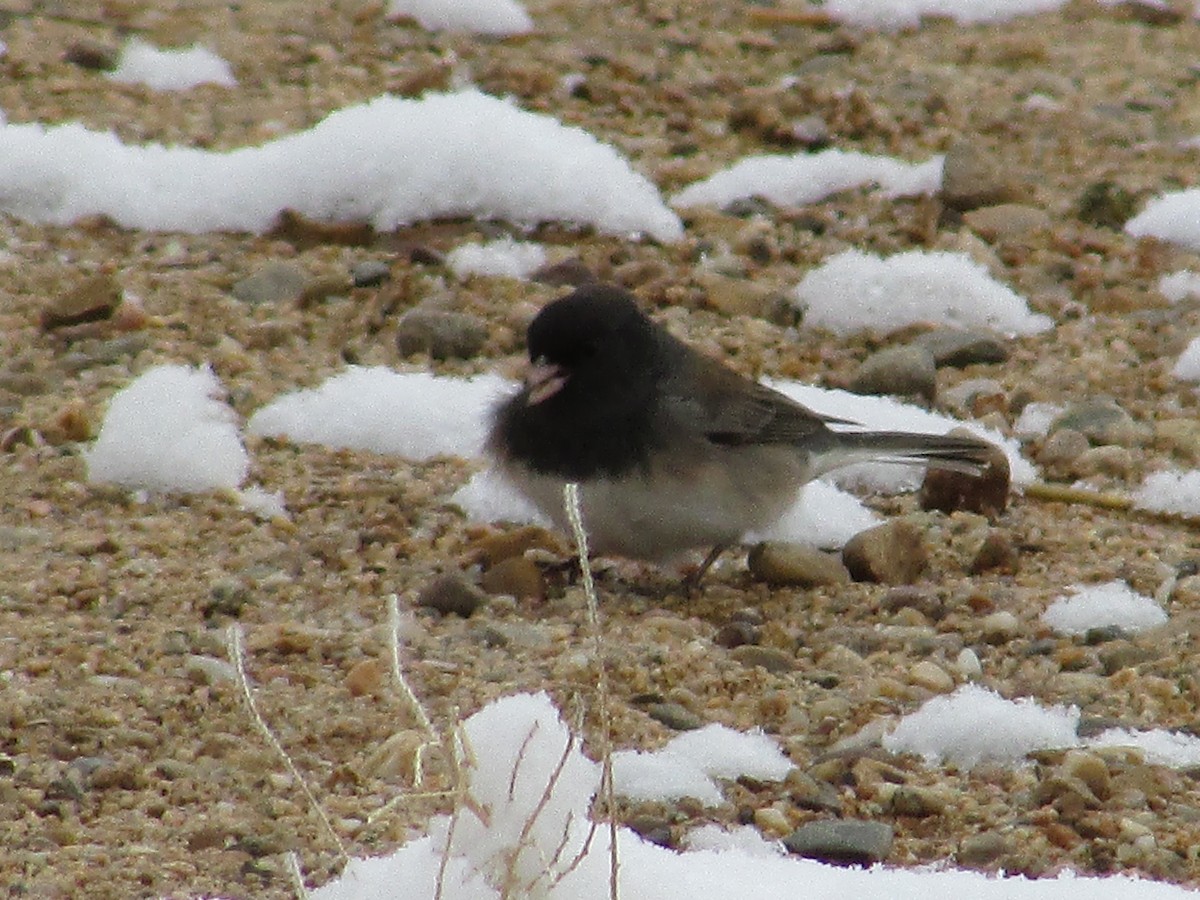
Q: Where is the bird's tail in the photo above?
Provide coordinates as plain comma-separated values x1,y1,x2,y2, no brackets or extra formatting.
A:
810,430,996,479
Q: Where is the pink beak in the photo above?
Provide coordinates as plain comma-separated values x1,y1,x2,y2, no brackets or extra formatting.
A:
525,359,568,405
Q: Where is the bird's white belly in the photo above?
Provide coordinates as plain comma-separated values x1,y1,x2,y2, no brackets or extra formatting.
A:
497,446,805,561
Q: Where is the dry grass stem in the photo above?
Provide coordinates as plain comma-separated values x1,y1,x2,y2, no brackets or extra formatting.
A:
225,625,349,863
563,483,620,900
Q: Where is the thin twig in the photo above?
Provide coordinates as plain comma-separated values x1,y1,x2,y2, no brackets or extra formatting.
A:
563,483,619,900
284,851,309,900
385,594,440,787
1023,481,1132,510
226,625,349,862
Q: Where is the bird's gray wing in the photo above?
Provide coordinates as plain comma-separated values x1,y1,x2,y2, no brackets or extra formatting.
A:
658,343,854,447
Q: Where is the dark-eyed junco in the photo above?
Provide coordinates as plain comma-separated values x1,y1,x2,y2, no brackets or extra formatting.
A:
487,283,995,584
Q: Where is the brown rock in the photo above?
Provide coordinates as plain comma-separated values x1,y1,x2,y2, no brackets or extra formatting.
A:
531,257,597,286
63,40,119,71
748,542,851,587
940,141,1020,212
345,659,384,697
416,574,486,617
919,434,1010,517
480,556,545,600
970,529,1019,574
962,204,1050,241
41,273,122,330
468,525,564,567
842,520,928,584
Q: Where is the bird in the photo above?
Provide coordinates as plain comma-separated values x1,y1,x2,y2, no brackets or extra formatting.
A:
487,283,996,587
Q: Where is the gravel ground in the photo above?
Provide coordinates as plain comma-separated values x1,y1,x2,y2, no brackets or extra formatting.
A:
6,0,1200,897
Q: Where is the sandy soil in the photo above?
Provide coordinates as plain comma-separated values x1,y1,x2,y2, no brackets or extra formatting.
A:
5,0,1200,897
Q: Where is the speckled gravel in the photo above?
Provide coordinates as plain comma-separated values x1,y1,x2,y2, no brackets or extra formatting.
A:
6,1,1200,897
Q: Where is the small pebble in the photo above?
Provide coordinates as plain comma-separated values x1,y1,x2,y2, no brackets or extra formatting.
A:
345,659,385,696
1049,399,1141,447
351,260,392,287
748,542,850,587
395,307,488,360
908,660,954,692
754,806,792,838
958,831,1008,866
231,261,309,305
63,40,120,71
969,529,1019,574
955,648,983,679
531,257,597,286
643,701,704,731
469,525,564,567
940,140,1020,211
41,272,122,330
962,204,1050,241
184,655,238,686
913,328,1010,368
730,645,795,674
979,611,1021,644
417,574,486,618
714,620,760,649
919,435,1010,517
842,520,928,584
480,556,545,600
847,345,937,403
783,819,894,865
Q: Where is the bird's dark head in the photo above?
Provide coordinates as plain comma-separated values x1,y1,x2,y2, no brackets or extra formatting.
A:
522,284,661,407
490,284,665,479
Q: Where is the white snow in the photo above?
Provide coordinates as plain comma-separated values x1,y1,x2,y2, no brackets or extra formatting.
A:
882,684,1082,767
765,378,1037,489
1126,189,1200,250
792,249,1052,337
612,749,726,805
1013,401,1064,440
447,237,547,279
1088,728,1200,769
748,479,880,549
818,0,1067,31
0,90,682,241
681,824,785,858
85,364,248,493
107,39,236,91
386,0,532,35
1156,269,1200,304
672,150,942,209
1041,581,1168,636
617,722,792,808
246,368,511,460
308,690,1200,900
1133,469,1200,518
1172,336,1200,381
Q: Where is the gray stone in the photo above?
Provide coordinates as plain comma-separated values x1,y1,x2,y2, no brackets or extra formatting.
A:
643,701,704,731
958,831,1007,866
912,328,1010,367
848,346,937,403
729,645,795,674
1049,399,1140,446
940,141,1020,212
962,203,1051,241
783,819,894,865
748,542,851,587
351,260,392,287
395,307,488,360
232,261,309,305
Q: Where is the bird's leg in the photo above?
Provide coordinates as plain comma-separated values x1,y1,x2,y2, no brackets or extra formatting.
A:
682,544,727,596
